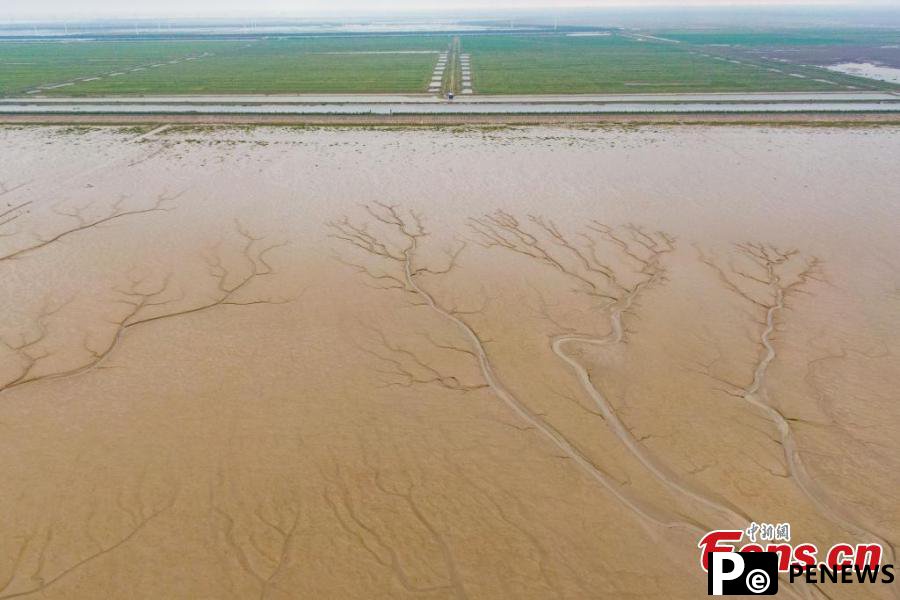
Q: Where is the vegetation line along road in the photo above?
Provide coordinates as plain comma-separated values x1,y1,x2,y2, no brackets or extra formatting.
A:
443,37,461,97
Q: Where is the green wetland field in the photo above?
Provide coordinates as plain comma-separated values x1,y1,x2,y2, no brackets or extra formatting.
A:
0,36,450,96
1,29,896,96
652,27,900,47
461,33,895,94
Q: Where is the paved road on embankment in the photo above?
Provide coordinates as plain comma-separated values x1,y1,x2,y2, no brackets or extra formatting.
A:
2,92,900,125
1,91,899,117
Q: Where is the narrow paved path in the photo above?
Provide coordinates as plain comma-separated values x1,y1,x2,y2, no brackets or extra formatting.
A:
443,37,461,97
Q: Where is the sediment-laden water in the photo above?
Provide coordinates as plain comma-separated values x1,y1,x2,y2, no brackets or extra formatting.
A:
0,124,898,599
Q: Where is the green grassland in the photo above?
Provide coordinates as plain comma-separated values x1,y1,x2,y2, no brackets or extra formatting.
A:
462,33,888,94
2,30,895,96
0,40,231,95
0,36,451,96
651,28,900,47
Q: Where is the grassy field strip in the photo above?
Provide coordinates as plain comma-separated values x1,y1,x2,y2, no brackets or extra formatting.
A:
26,51,214,95
42,51,439,95
4,31,895,97
661,29,900,91
310,50,442,55
0,40,234,96
2,36,451,96
651,29,900,47
621,32,682,44
463,33,892,94
441,37,460,96
668,40,881,90
684,48,875,91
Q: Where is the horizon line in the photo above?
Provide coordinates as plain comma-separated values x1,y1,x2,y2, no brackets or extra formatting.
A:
4,2,900,22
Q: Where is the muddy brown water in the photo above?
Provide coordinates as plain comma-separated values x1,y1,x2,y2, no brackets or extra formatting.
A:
0,124,898,599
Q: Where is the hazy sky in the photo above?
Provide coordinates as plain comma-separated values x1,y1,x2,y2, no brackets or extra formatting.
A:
1,0,895,18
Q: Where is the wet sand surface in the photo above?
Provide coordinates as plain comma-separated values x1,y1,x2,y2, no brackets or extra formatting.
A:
0,124,898,599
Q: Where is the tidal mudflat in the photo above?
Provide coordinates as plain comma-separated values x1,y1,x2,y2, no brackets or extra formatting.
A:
1,124,898,599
